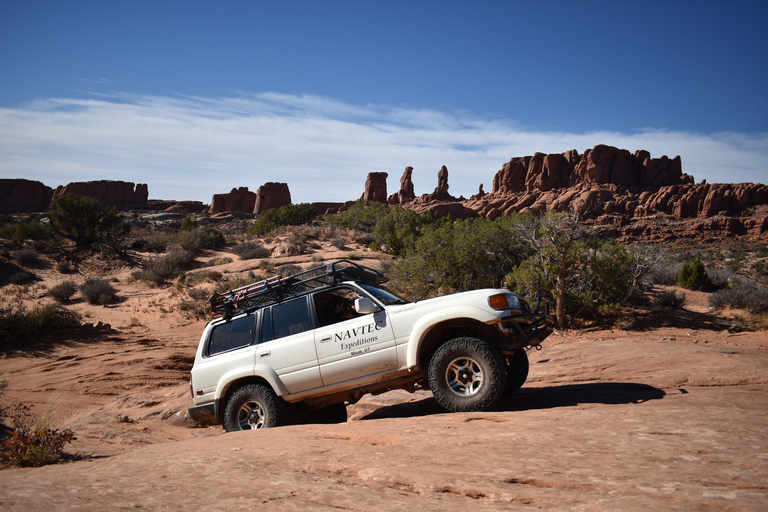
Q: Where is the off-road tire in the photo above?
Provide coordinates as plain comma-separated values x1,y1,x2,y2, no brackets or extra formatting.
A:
428,337,507,412
503,349,529,395
224,384,286,432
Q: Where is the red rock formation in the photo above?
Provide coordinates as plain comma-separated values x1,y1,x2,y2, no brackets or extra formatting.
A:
415,165,457,203
0,179,54,213
254,183,291,214
361,172,388,203
388,167,416,205
146,200,208,213
456,144,768,241
54,180,148,210
209,187,256,214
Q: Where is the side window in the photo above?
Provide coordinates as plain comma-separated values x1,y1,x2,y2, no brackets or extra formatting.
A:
208,314,256,356
314,287,364,327
267,297,311,340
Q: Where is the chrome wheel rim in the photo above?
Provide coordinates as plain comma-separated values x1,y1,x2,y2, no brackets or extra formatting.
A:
445,356,484,397
237,400,265,429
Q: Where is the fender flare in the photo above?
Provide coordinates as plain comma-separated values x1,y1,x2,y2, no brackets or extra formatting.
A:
406,306,498,367
216,364,290,402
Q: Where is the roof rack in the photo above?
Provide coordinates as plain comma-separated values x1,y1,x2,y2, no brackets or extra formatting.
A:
208,259,389,317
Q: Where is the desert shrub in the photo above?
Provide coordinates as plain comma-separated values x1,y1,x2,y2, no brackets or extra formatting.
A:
330,237,345,249
0,402,77,467
378,259,395,274
653,289,687,309
188,287,210,301
79,279,118,305
206,256,232,266
180,216,197,231
352,231,375,246
10,272,32,285
55,260,72,274
197,227,225,250
678,256,708,290
232,242,270,260
276,264,302,277
0,302,82,348
13,248,41,267
647,262,683,285
48,281,78,303
249,203,318,236
0,220,52,244
142,232,171,253
708,279,768,314
136,249,196,285
173,226,224,252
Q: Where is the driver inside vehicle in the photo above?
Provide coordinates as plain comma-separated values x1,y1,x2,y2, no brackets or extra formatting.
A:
318,290,358,326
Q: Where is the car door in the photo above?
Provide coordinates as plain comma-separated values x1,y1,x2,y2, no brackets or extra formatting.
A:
257,296,323,394
312,286,398,386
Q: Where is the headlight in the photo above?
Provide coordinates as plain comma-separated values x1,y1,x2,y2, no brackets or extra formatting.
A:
488,293,521,311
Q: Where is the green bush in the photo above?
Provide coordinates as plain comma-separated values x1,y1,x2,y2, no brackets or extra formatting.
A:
391,215,534,300
0,220,52,243
249,203,318,236
79,279,118,305
48,194,130,255
48,281,78,303
324,200,386,233
678,256,708,290
0,303,82,348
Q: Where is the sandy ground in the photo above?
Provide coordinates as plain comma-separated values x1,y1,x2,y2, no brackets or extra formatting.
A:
1,245,767,511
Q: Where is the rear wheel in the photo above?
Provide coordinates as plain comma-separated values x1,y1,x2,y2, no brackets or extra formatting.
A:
503,349,529,395
428,337,506,412
224,384,286,432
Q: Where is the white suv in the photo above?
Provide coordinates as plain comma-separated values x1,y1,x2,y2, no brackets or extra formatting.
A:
188,260,552,431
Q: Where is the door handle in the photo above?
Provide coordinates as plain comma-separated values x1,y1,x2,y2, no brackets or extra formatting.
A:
260,351,271,358
320,336,331,342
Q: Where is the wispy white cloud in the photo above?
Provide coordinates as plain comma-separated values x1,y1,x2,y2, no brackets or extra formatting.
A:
1,92,766,204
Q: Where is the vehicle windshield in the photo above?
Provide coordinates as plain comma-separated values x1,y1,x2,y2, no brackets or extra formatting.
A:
358,283,410,306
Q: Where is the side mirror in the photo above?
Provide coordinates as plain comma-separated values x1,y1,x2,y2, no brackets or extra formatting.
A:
354,298,380,315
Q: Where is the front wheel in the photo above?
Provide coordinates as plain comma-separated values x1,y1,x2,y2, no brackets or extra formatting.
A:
224,384,286,432
428,337,506,413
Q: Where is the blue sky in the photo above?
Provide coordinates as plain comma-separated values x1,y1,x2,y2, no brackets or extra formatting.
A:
1,1,766,203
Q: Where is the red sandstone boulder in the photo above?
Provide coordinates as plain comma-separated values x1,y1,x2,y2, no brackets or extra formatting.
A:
54,180,148,210
388,167,416,205
361,172,388,203
254,183,291,214
209,187,256,214
0,179,54,213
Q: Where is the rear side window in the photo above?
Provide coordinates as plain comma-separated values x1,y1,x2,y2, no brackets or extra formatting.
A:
208,314,256,356
265,297,311,341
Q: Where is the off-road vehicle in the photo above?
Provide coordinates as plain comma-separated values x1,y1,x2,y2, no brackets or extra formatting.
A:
189,260,552,431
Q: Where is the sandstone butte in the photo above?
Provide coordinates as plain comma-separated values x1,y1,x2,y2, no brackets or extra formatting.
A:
2,144,767,242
